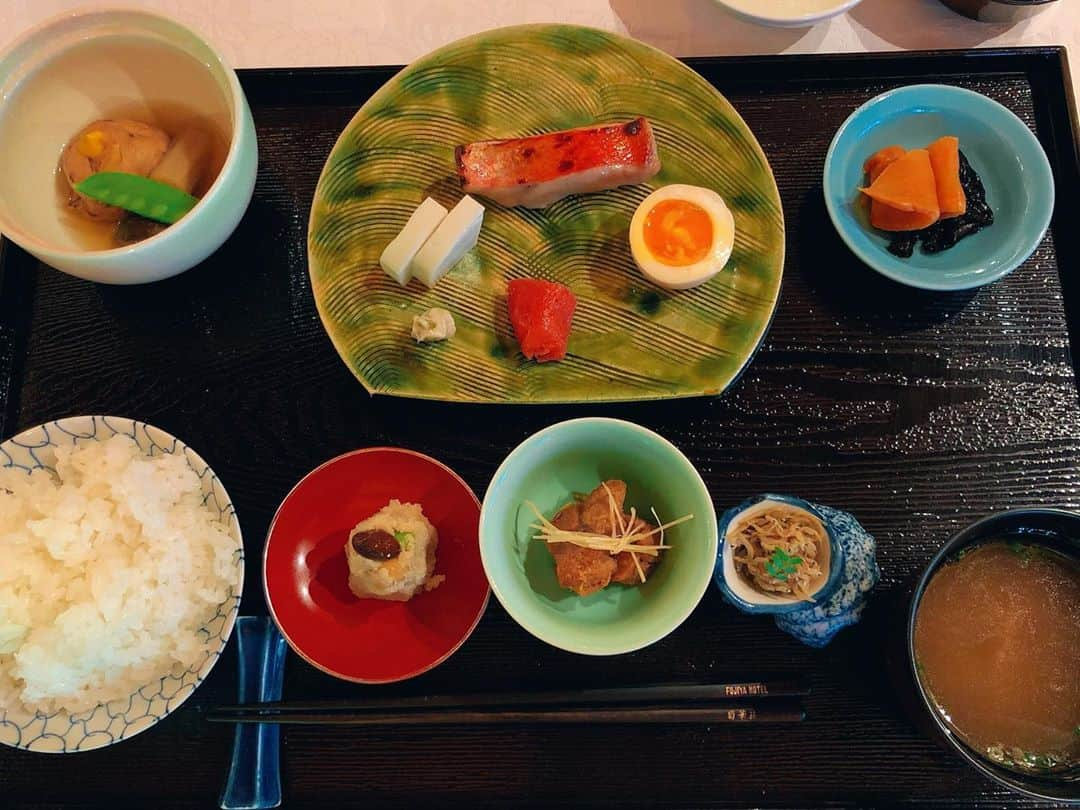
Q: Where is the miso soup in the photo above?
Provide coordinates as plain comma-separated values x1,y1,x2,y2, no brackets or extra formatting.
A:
913,541,1080,772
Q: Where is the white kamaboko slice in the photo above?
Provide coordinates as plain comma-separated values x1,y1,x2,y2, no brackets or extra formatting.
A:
411,195,485,288
379,197,449,286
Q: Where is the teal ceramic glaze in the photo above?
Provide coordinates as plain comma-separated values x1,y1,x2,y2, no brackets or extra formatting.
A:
479,418,717,655
824,84,1054,291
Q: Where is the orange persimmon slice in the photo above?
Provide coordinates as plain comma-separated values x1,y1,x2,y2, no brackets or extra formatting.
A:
927,136,966,219
870,201,940,232
863,145,906,183
860,148,940,219
864,145,912,230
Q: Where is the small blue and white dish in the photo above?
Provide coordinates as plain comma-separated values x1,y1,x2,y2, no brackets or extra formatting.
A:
714,494,879,647
716,494,844,614
824,84,1055,291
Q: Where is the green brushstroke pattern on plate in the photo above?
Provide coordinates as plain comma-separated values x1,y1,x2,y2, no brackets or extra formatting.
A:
308,24,785,403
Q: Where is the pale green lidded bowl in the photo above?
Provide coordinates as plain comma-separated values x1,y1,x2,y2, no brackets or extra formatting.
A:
0,8,257,284
479,418,718,655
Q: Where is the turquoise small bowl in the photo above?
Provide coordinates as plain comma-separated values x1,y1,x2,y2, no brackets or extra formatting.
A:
479,418,718,655
824,84,1054,291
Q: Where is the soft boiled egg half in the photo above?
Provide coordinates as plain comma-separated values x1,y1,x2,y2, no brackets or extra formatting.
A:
629,184,736,290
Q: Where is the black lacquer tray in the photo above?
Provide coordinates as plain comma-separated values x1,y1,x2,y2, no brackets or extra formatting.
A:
1,47,1078,808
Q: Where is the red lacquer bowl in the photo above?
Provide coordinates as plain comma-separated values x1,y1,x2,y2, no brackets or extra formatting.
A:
263,448,489,683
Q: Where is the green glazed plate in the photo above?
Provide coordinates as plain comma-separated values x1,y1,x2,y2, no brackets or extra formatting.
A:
308,24,785,403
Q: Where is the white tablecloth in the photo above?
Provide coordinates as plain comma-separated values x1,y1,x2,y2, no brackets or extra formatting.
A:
3,1,1076,105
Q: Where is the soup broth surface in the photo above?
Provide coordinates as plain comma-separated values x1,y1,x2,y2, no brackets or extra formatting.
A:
914,541,1080,768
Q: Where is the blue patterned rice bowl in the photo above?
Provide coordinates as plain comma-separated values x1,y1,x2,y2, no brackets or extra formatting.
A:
0,416,243,753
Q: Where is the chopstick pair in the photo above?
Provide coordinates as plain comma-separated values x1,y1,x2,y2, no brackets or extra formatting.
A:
208,679,809,726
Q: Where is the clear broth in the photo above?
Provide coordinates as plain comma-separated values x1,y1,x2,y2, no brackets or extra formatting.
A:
0,35,236,251
913,541,1080,771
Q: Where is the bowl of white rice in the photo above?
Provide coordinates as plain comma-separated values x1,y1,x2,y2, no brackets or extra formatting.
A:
0,415,243,753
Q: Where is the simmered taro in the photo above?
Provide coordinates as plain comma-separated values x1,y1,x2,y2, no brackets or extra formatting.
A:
57,116,225,250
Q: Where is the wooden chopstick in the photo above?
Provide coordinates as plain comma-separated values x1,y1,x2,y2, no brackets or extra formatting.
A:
210,678,809,718
208,703,805,726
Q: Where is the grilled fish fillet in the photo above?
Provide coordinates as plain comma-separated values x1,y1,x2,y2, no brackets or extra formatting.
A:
455,118,661,209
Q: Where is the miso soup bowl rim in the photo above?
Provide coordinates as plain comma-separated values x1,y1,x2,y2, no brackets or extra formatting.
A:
0,7,256,277
905,507,1080,803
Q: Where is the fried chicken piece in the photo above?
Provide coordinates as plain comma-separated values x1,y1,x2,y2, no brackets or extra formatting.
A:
550,544,617,597
546,481,664,596
549,499,616,596
579,480,627,535
552,502,581,532
611,516,660,585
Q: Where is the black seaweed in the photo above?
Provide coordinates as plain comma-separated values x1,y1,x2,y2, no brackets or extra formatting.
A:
885,151,994,258
887,232,918,258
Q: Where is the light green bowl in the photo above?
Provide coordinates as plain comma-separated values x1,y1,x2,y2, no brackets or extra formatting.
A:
480,418,718,655
0,9,257,284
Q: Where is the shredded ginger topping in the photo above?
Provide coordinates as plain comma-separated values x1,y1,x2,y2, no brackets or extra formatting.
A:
525,482,694,584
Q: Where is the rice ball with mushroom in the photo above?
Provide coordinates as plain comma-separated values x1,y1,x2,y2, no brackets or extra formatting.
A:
345,500,441,601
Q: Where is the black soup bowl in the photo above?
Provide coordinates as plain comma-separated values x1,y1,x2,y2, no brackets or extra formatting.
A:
906,508,1080,803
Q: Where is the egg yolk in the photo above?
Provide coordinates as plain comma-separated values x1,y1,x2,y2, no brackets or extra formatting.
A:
642,199,714,267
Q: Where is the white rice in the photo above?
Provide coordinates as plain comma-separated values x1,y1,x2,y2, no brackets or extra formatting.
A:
0,434,237,716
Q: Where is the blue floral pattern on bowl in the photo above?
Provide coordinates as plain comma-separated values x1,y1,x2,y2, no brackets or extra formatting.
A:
0,416,244,753
714,495,879,647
